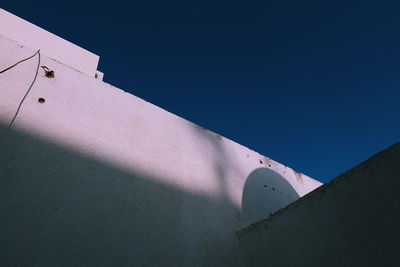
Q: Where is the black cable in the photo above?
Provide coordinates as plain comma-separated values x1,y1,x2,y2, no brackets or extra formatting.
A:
0,50,40,74
6,50,41,129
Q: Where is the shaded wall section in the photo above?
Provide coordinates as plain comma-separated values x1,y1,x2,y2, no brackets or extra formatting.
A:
0,125,238,266
237,142,400,267
241,168,299,225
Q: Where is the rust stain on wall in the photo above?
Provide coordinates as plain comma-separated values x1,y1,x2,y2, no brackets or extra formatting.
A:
294,170,304,184
263,157,271,166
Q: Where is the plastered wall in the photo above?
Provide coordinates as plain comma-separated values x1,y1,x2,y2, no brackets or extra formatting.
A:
0,33,321,266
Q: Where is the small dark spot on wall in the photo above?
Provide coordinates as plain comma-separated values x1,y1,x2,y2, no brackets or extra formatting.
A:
215,133,223,140
264,184,267,188
259,160,263,164
247,154,249,158
263,156,271,166
38,98,45,103
268,164,271,167
45,70,54,78
194,124,207,131
41,66,54,78
272,187,275,191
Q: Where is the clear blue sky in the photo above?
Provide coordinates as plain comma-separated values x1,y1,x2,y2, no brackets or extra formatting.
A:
4,1,399,183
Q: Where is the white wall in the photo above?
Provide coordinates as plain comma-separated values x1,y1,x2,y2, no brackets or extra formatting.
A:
0,33,321,266
0,8,100,77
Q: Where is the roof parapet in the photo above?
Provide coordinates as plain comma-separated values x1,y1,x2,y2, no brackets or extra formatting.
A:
0,9,101,79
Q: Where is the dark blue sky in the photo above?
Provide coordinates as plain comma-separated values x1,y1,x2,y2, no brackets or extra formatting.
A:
4,1,399,183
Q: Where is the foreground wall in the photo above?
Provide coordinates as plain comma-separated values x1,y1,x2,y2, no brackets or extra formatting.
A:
237,142,400,267
0,31,321,266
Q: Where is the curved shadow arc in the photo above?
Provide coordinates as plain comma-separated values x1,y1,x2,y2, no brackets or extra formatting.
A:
241,168,300,225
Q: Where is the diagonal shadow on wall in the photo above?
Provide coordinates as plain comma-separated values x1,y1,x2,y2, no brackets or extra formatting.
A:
0,124,238,267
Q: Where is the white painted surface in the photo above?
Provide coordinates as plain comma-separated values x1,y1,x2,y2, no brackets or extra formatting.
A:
95,70,104,80
0,30,321,266
0,8,99,77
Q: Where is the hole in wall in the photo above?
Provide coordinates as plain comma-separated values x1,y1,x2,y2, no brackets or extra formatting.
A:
38,98,45,103
41,66,54,78
45,71,54,78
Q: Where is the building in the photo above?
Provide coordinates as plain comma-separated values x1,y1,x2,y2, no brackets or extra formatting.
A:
2,9,398,267
0,9,321,266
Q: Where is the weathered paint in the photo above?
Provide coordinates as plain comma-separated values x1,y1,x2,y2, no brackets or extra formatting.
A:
0,15,321,266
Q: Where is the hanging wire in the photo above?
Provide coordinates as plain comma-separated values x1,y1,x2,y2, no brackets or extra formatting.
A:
0,50,41,129
0,50,40,74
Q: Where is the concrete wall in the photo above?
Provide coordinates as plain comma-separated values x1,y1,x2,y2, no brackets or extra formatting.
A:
0,31,321,266
237,142,400,267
